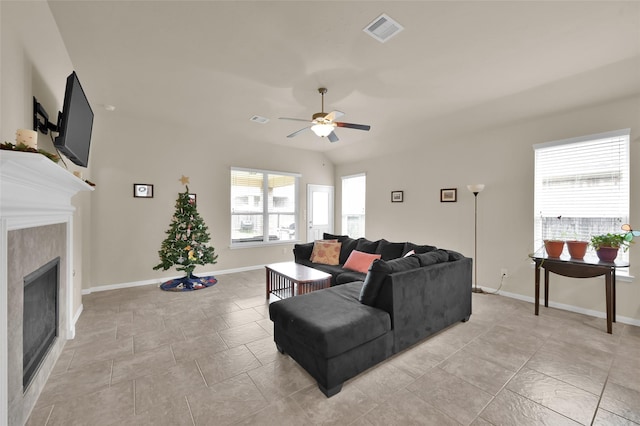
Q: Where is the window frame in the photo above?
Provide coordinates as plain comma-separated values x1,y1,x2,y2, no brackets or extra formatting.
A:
341,173,366,238
230,167,300,248
533,128,631,266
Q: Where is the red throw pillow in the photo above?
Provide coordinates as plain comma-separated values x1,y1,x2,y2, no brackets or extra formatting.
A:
344,250,381,273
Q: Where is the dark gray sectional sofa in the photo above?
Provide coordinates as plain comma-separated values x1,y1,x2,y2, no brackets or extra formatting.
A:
292,233,437,286
269,234,472,397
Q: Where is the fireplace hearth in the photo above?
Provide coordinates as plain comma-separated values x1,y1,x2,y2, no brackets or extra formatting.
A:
23,257,59,391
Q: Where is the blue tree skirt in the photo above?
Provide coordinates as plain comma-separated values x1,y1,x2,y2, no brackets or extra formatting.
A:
160,274,217,291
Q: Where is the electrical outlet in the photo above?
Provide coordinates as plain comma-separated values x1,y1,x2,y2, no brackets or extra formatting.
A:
500,268,508,278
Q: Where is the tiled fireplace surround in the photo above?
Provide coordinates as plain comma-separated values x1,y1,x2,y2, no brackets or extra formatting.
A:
1,151,92,426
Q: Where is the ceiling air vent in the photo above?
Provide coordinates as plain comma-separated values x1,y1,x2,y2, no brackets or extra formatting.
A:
363,13,404,43
250,115,269,124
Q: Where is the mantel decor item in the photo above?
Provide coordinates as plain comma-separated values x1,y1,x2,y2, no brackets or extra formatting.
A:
440,188,457,202
391,191,403,203
133,183,154,198
0,141,59,163
467,184,485,293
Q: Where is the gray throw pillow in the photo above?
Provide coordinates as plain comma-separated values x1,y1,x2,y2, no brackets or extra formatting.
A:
359,259,391,306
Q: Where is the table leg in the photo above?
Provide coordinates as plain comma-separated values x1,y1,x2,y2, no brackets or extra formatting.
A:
534,261,540,316
605,271,613,334
266,268,271,299
544,269,549,308
612,267,616,323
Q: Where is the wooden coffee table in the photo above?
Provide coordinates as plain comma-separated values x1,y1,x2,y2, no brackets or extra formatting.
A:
265,262,332,299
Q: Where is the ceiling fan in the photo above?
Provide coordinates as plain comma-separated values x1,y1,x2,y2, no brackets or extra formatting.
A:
279,88,371,143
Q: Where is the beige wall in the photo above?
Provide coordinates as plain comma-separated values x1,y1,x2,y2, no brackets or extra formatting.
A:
1,1,88,318
87,112,334,288
335,95,640,323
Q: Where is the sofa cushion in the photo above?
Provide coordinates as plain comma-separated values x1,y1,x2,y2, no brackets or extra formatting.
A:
414,249,450,267
386,256,421,272
355,238,380,254
323,232,349,241
269,282,391,358
402,242,437,256
344,250,381,273
322,233,359,264
294,242,314,261
338,237,359,264
335,270,367,285
445,249,465,261
311,240,342,265
359,259,392,306
377,240,406,261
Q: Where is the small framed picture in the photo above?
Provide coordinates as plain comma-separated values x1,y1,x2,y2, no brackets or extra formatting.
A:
440,188,457,202
391,191,404,203
188,193,196,205
133,184,154,198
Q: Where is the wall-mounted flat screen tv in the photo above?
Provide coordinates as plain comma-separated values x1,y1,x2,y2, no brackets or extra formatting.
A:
54,71,94,168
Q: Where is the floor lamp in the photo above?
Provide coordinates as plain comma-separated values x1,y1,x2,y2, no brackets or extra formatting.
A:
467,184,485,294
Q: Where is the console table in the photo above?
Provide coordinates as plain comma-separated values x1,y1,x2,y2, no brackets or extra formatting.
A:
529,253,629,334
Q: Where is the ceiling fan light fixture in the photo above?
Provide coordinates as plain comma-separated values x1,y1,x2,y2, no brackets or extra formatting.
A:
311,123,334,137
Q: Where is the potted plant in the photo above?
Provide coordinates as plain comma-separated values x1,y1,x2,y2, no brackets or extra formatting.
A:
590,233,631,262
566,239,588,259
543,215,565,257
543,239,564,257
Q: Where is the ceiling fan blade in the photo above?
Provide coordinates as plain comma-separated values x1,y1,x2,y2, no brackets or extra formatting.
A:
335,122,371,131
327,132,339,143
323,110,345,122
286,127,310,138
279,117,312,123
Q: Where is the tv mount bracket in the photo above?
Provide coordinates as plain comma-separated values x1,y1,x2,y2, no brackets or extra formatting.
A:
33,97,59,135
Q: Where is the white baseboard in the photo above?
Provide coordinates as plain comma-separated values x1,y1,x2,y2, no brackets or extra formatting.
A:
68,304,84,339
81,265,264,295
477,285,640,327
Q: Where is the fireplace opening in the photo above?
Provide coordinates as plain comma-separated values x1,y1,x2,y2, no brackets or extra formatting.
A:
23,257,59,391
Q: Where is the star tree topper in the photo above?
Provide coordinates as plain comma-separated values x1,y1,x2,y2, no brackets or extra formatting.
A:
179,175,190,185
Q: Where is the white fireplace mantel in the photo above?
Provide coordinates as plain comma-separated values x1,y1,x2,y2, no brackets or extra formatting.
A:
1,150,94,230
1,150,94,426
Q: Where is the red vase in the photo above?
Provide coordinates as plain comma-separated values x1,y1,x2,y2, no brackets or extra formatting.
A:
544,240,564,257
596,247,619,262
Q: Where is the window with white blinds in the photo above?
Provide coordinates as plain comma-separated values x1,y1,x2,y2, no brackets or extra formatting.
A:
533,129,630,261
230,167,299,246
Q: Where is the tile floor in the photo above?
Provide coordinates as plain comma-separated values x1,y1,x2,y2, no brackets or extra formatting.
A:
27,269,640,425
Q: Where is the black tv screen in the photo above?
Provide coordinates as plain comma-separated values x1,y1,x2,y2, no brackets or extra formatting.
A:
54,71,94,167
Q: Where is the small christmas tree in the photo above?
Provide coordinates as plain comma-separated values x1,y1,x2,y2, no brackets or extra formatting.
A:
154,186,218,291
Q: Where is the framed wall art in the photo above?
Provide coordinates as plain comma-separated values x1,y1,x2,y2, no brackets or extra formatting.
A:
391,191,404,203
440,188,457,202
133,183,154,198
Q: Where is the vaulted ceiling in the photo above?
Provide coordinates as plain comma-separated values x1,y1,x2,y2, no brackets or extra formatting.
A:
47,1,640,164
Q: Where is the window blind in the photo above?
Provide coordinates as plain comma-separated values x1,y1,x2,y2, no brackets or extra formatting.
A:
533,129,630,261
